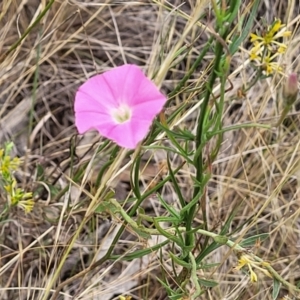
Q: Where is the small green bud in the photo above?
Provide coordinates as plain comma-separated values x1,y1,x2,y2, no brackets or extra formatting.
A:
214,235,228,244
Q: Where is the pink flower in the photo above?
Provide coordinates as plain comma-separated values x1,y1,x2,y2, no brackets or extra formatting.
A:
283,73,298,105
74,64,167,149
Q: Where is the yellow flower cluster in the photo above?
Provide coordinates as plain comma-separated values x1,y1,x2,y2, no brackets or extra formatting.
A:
249,19,291,75
0,148,20,176
4,180,34,213
0,143,34,213
234,254,271,282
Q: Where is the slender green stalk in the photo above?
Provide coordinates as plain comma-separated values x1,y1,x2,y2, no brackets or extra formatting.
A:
184,27,226,259
28,31,41,148
276,103,293,126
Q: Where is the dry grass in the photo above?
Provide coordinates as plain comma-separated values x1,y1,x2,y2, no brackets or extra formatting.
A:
1,0,300,299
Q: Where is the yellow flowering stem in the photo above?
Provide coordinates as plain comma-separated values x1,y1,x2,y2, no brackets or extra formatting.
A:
248,264,258,282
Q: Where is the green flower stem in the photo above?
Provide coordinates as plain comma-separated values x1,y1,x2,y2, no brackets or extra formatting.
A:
208,122,271,138
275,103,293,127
209,56,230,163
244,68,263,93
185,22,228,260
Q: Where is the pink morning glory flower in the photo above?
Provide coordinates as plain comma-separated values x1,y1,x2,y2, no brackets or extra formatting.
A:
74,64,167,149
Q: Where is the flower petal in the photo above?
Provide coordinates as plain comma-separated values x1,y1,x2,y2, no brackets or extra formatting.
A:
75,111,112,134
95,118,153,149
101,64,145,105
74,64,167,148
132,98,165,120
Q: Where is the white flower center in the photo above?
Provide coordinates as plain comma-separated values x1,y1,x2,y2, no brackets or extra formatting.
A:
111,104,132,124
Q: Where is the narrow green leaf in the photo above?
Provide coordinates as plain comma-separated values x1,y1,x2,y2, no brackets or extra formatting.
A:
156,277,184,300
198,278,218,288
36,164,44,179
229,0,260,55
169,252,192,268
157,193,181,219
272,278,281,299
225,0,241,24
152,215,182,225
110,240,169,261
240,233,269,248
153,218,184,247
166,154,186,209
199,262,220,269
131,154,142,199
141,162,185,200
220,200,243,235
196,241,222,263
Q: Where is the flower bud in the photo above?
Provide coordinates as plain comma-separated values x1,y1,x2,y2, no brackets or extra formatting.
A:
283,73,298,105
